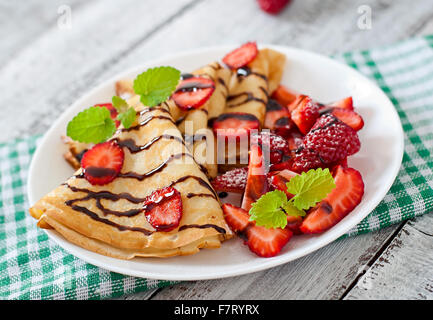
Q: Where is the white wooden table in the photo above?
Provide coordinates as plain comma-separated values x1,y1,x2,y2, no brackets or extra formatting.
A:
2,0,433,300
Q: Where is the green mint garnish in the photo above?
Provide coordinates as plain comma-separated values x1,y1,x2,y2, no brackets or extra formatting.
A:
112,96,136,129
133,66,181,107
249,168,335,229
66,106,116,144
249,190,293,229
66,65,180,143
287,168,336,210
112,95,129,113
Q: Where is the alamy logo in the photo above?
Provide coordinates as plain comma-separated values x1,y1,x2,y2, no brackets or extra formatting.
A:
57,5,72,30
357,5,372,30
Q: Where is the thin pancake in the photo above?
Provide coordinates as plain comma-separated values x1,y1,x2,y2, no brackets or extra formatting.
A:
30,104,232,257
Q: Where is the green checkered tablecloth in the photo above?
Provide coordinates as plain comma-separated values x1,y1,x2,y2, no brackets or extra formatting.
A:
1,35,433,300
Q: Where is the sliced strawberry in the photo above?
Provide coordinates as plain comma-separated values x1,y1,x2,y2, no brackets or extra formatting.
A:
271,84,298,107
274,117,295,138
300,166,364,234
81,141,124,185
327,108,364,131
287,94,306,112
286,215,303,235
211,167,248,194
222,42,258,70
172,77,215,111
290,95,321,134
269,169,298,198
264,99,290,130
269,160,292,172
250,132,290,165
96,103,120,128
241,144,269,211
222,203,251,233
329,96,353,110
213,112,260,139
143,187,182,232
246,225,292,257
286,130,304,152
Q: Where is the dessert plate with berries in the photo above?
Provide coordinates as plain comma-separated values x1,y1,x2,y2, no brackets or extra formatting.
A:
28,44,404,280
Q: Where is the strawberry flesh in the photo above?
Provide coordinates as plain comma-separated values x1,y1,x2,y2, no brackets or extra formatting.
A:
271,84,298,107
269,169,297,198
144,187,183,232
213,112,260,139
273,116,295,138
290,95,321,134
247,225,292,257
300,166,364,234
321,107,364,131
264,99,290,130
329,96,354,110
222,203,251,233
241,144,269,211
250,131,290,164
81,141,124,185
172,77,215,111
222,42,258,70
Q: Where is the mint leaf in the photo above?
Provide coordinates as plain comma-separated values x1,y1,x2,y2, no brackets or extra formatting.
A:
117,106,136,129
66,106,116,144
281,201,306,217
286,168,336,211
133,66,180,107
249,190,289,229
112,96,128,113
112,95,136,129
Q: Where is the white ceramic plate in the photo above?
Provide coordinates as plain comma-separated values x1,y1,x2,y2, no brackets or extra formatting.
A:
27,45,404,280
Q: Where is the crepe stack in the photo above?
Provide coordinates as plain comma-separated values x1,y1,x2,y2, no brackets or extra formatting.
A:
218,48,286,172
30,104,232,259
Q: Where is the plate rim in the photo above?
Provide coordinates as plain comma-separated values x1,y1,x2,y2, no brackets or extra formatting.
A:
27,44,404,281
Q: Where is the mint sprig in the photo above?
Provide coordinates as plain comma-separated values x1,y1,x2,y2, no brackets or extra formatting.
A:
66,65,180,143
66,106,116,144
249,168,335,229
133,66,181,107
112,96,136,129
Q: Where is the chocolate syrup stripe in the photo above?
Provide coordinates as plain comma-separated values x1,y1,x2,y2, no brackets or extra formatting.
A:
114,134,185,154
227,91,267,108
64,174,222,235
117,152,193,181
64,103,224,235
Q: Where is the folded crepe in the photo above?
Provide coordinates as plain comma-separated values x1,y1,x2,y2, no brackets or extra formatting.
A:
114,63,232,179
216,48,286,172
30,104,232,259
226,48,286,124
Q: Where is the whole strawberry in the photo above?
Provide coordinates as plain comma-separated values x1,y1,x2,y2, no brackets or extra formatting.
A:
291,114,360,172
257,0,291,15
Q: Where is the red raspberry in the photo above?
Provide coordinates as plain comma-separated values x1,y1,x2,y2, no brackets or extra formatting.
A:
291,114,360,172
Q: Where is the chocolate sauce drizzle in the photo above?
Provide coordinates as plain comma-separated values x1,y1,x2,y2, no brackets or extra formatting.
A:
114,134,185,154
227,92,266,108
65,105,224,235
236,66,268,82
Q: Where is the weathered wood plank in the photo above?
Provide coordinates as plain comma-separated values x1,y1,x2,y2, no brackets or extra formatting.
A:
0,0,89,63
137,227,395,300
0,0,196,142
344,214,433,300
